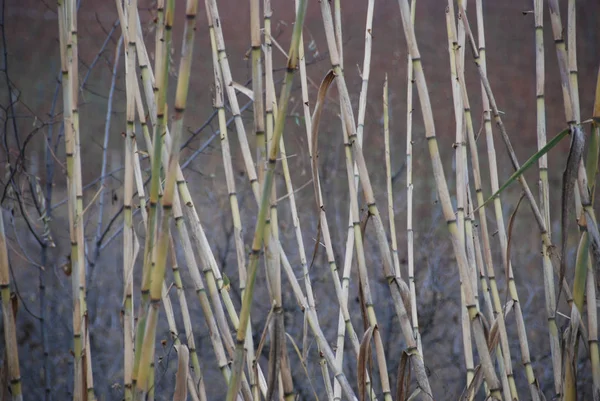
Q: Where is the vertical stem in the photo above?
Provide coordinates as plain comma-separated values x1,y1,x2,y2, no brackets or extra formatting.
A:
122,1,136,399
0,210,22,401
57,1,84,398
405,0,422,356
225,1,308,399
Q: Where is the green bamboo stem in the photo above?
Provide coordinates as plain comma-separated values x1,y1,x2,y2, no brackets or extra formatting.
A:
225,1,308,399
133,17,356,393
0,210,22,401
125,3,254,397
128,7,263,396
137,0,196,393
131,0,171,390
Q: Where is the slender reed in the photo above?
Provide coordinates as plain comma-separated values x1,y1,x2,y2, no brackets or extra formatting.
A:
57,1,87,398
0,209,22,401
445,3,474,391
122,1,137,399
225,1,308,398
131,0,172,391
136,0,197,394
405,0,422,356
395,0,501,395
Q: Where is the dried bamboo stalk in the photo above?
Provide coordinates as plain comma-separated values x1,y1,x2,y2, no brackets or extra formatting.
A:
0,209,22,401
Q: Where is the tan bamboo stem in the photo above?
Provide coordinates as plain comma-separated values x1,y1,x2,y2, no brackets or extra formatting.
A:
396,0,501,395
0,210,22,401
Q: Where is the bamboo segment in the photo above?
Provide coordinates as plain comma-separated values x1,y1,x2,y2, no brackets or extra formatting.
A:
225,1,308,399
57,0,90,398
122,1,137,399
395,0,501,396
0,210,22,401
405,0,422,358
131,0,171,392
589,66,600,400
136,0,198,396
445,3,474,391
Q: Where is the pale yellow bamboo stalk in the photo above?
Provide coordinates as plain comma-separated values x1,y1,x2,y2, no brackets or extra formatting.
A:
67,0,95,395
288,11,365,399
251,0,265,191
405,0,421,356
260,9,291,399
445,4,474,391
122,1,137,399
205,0,260,202
167,237,207,401
383,76,402,302
318,1,435,396
57,1,84,398
395,0,501,395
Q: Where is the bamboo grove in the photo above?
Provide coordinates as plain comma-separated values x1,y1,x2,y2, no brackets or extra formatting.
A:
1,0,599,400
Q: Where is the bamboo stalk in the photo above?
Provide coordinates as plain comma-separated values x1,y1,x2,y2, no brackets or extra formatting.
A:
131,0,172,391
0,209,22,401
383,76,402,309
589,65,600,400
126,5,263,396
67,0,95,395
167,237,207,401
136,0,197,394
317,2,405,399
57,1,86,398
405,0,422,357
445,3,474,391
225,1,308,398
283,9,367,399
395,0,501,396
260,11,291,400
565,2,582,398
122,1,137,399
251,0,265,189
